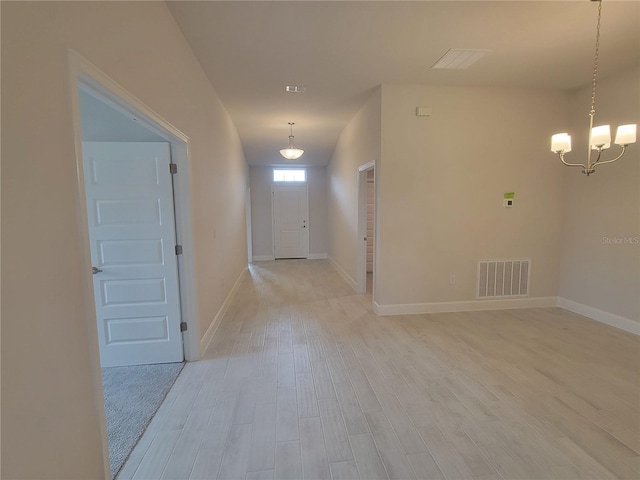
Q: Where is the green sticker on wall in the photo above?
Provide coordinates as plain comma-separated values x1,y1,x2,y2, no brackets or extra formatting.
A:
504,192,515,199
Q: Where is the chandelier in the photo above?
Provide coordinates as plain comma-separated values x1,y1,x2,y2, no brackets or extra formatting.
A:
550,0,636,176
280,122,304,160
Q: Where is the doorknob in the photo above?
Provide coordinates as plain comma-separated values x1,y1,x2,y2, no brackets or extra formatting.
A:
92,266,103,274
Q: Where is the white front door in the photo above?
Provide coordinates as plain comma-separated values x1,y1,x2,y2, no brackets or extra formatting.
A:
273,185,308,259
83,142,183,367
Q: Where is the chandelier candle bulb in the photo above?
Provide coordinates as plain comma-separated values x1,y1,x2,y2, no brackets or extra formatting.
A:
551,133,571,153
615,124,637,145
590,125,611,149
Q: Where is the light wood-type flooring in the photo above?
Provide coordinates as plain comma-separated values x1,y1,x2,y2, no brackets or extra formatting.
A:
118,259,640,480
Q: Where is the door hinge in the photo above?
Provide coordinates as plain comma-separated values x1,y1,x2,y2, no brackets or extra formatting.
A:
180,321,188,332
170,163,178,174
175,244,183,255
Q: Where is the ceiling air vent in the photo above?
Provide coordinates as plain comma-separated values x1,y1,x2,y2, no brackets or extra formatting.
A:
285,85,306,93
431,49,491,70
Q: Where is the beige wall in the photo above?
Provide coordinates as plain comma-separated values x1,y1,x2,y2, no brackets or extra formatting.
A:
327,88,382,283
250,166,328,258
375,84,568,306
1,2,248,478
558,67,640,323
250,167,275,258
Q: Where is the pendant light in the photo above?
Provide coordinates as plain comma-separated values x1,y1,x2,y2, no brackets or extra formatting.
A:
280,122,304,160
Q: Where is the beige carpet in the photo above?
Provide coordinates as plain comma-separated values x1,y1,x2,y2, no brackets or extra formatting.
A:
102,362,184,478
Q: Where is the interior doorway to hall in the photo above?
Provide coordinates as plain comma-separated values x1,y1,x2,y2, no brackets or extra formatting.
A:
69,54,198,477
357,161,375,295
78,86,187,479
366,169,375,294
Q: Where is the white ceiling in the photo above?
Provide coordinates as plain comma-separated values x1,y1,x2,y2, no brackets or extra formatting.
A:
167,1,640,167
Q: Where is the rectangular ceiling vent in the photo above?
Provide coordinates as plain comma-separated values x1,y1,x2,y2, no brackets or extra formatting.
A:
431,49,491,70
285,85,306,93
477,259,530,299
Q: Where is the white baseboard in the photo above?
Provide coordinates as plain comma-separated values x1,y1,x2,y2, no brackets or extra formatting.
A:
200,267,248,353
328,256,357,291
557,297,640,335
252,255,274,262
373,296,557,316
253,254,327,261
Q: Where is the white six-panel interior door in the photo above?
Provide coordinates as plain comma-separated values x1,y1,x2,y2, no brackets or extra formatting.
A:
273,184,308,259
83,142,184,367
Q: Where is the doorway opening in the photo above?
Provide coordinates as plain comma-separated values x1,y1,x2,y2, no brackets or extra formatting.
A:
69,51,199,478
366,169,375,294
357,161,376,295
246,186,253,264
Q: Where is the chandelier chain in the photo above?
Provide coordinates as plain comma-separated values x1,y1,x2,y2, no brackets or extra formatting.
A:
589,0,602,117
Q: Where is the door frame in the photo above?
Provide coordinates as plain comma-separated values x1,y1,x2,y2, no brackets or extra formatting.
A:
271,183,309,259
357,161,376,295
68,50,200,476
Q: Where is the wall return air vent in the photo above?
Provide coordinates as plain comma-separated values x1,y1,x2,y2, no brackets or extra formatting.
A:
477,259,530,299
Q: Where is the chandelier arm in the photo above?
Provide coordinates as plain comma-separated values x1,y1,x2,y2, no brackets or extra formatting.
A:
558,153,587,169
586,114,595,172
587,148,603,169
591,146,627,167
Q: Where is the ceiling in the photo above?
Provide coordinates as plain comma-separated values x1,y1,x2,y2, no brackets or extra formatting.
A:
167,1,640,167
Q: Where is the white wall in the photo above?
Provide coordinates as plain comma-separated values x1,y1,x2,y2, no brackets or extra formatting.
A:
558,67,640,325
327,88,382,284
250,166,328,259
1,2,248,478
376,84,567,308
309,169,329,256
250,167,276,258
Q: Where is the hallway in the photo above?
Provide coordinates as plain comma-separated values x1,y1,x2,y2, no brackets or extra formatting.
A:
119,260,639,480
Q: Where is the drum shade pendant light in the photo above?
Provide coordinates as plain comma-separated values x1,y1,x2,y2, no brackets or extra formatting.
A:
550,0,636,175
280,122,304,160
